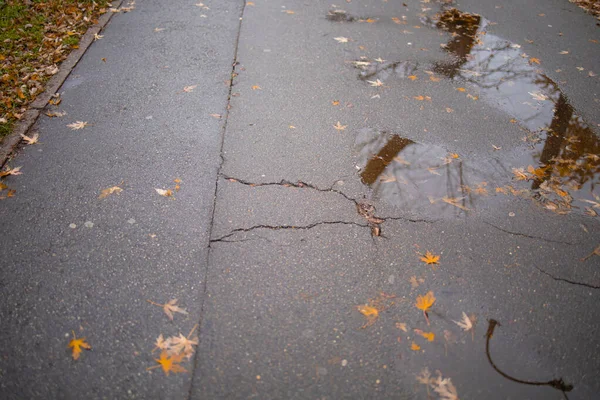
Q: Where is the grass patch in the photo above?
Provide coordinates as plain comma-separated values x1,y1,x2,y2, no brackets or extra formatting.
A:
0,0,110,140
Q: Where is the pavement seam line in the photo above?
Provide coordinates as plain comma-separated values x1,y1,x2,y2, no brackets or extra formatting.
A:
0,0,124,167
483,221,577,246
210,221,371,243
187,1,247,398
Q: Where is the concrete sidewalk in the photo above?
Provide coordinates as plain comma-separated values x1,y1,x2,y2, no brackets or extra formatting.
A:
1,0,599,399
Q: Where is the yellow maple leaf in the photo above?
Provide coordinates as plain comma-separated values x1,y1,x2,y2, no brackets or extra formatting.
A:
456,87,466,92
420,251,440,265
68,331,91,360
357,304,379,328
408,75,418,81
415,291,435,311
148,351,187,376
411,342,421,351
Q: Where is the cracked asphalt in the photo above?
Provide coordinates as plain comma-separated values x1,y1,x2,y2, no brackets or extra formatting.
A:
1,0,599,399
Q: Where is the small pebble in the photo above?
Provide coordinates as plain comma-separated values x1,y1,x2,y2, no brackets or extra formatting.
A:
341,359,348,367
127,218,136,224
84,221,94,228
69,223,77,229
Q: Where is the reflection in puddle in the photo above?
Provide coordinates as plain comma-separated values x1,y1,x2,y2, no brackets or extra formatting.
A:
353,8,599,217
356,128,599,217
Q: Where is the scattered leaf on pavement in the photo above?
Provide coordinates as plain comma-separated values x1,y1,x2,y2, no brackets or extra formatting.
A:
147,351,187,376
414,329,435,342
147,299,189,320
67,121,88,130
420,251,440,265
155,188,174,197
20,133,39,145
333,121,347,131
411,342,421,351
368,79,384,87
99,186,123,199
68,331,91,360
396,322,408,332
183,85,197,93
334,37,349,43
0,166,22,177
415,291,435,325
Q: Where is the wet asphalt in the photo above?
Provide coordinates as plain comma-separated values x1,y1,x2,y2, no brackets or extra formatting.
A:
0,0,599,399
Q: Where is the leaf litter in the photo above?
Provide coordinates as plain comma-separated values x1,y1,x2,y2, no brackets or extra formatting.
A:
68,330,91,360
147,299,189,321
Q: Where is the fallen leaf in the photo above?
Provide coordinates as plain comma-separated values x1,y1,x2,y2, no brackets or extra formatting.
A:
183,85,197,92
367,79,384,87
456,87,466,92
99,186,123,199
529,91,548,101
332,100,340,106
68,331,91,360
414,329,435,342
283,10,295,14
409,275,424,288
396,322,408,332
153,334,172,352
529,57,541,64
364,18,377,23
559,50,569,54
251,85,262,90
147,299,189,320
415,291,435,312
0,166,22,177
442,196,469,211
427,167,441,176
170,333,199,360
411,342,421,351
577,67,585,71
20,133,39,145
446,107,454,113
492,145,501,150
429,75,441,82
454,311,473,332
45,111,66,117
67,121,88,130
420,251,440,265
580,244,600,261
93,33,104,41
333,121,347,131
155,188,174,197
589,71,597,77
148,351,187,376
154,27,166,32
431,371,459,400
357,304,379,328
209,113,222,119
334,37,349,43
408,75,418,81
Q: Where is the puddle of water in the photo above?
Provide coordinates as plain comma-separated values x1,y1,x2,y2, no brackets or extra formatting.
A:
356,127,599,217
351,8,599,217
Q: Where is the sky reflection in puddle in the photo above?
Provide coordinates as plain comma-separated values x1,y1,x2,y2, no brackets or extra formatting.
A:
354,8,599,217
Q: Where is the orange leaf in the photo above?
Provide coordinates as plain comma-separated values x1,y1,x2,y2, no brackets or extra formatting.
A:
411,342,421,351
150,351,187,376
414,329,435,342
420,251,440,265
415,291,435,311
456,87,466,92
68,331,91,360
529,57,541,65
408,75,418,81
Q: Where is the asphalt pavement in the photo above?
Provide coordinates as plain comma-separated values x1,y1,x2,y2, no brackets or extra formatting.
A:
1,0,599,399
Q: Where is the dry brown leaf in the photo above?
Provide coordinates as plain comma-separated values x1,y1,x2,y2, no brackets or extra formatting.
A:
442,196,469,211
155,188,174,197
0,166,22,177
396,322,408,332
368,79,384,87
20,133,39,145
529,57,541,64
147,299,189,320
67,121,88,130
333,121,347,131
99,186,123,199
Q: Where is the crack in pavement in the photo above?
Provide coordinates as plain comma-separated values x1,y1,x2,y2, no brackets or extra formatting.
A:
210,221,370,244
221,174,359,205
484,221,577,246
533,265,600,289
